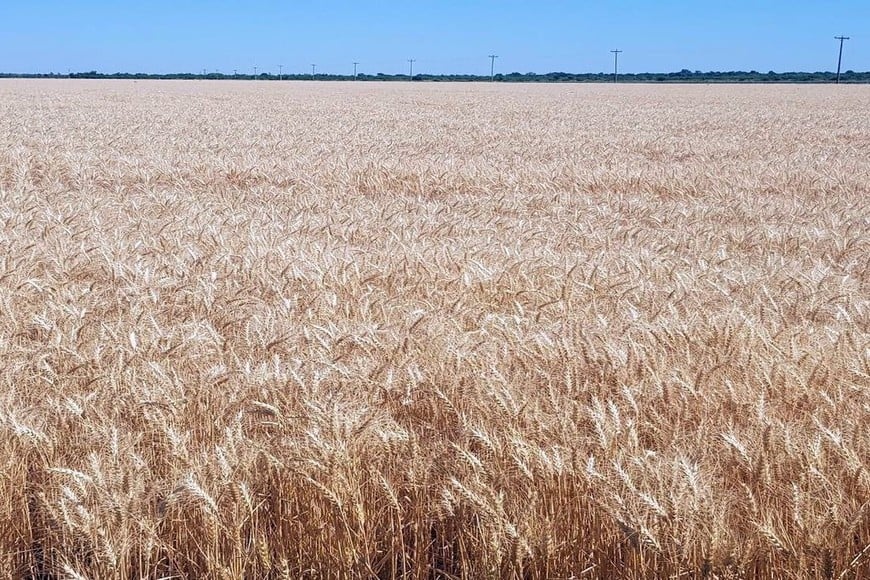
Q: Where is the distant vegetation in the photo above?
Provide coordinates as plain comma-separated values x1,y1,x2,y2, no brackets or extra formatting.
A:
1,69,869,82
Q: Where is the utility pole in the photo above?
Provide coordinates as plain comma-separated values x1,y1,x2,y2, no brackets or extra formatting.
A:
611,50,622,83
408,59,416,79
254,65,258,78
278,64,283,80
835,36,850,84
311,64,316,78
353,62,359,79
488,54,498,81
233,69,238,76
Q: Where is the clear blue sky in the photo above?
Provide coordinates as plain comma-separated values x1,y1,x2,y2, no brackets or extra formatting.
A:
1,1,866,75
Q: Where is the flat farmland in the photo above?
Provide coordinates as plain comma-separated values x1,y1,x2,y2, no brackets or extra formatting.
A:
0,80,867,579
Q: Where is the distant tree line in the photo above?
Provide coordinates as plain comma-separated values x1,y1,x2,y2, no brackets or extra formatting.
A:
1,69,868,83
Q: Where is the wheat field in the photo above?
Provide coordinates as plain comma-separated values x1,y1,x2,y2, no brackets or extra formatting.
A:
0,80,867,579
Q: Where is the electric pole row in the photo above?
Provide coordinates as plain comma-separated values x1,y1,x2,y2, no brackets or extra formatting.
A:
221,37,857,85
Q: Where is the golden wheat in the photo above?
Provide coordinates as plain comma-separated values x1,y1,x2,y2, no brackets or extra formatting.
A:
0,79,867,579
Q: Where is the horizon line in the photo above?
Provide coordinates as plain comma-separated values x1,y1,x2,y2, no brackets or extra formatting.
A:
2,69,868,77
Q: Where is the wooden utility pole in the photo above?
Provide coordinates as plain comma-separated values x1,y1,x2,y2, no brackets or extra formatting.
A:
835,36,850,84
489,55,498,81
611,50,622,83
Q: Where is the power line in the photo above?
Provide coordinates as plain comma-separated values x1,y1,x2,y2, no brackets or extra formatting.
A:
835,36,850,84
488,54,498,81
408,59,416,79
610,49,622,83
